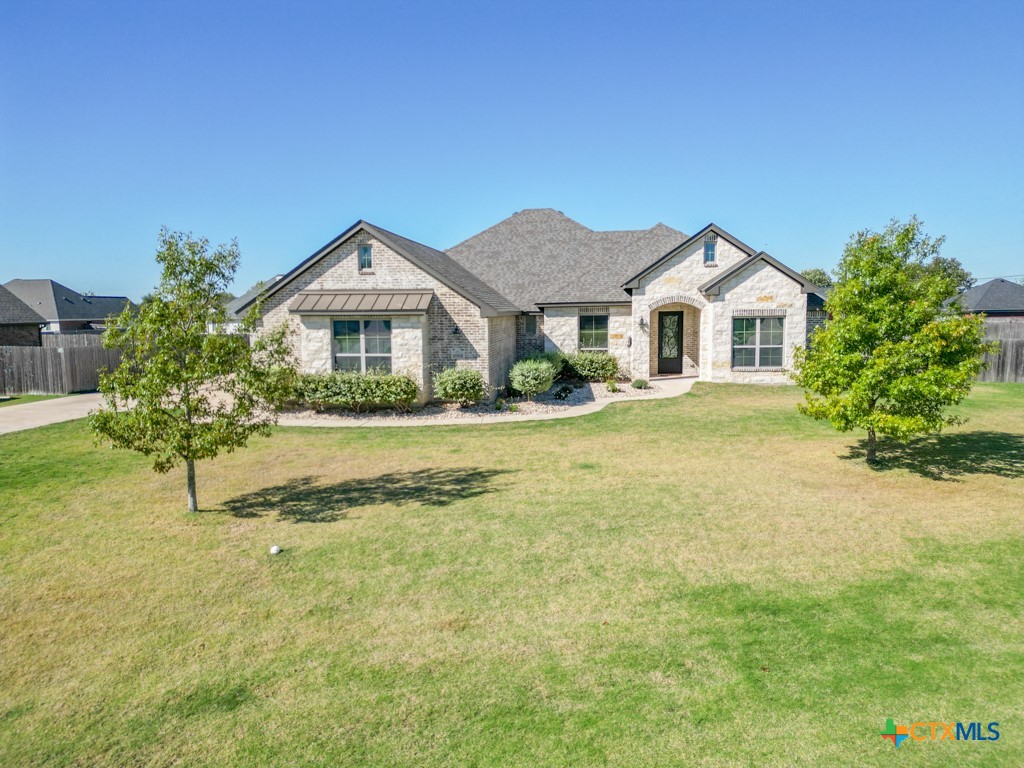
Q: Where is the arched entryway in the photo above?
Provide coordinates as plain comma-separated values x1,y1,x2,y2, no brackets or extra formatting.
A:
648,296,703,376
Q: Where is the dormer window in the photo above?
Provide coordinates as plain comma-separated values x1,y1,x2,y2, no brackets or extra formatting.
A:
704,233,718,266
358,244,373,272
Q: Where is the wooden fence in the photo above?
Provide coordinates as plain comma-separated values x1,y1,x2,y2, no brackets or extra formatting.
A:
41,332,105,348
0,345,122,395
979,319,1024,383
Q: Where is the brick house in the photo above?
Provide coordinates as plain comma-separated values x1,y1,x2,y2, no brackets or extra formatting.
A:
0,283,45,345
241,209,826,399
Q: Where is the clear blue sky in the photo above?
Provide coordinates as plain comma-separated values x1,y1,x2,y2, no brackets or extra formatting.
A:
2,0,1022,300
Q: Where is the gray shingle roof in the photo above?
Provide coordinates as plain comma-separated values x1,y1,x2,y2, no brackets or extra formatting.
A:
0,284,45,325
2,279,133,322
240,221,520,317
227,275,283,319
445,209,688,310
958,278,1024,313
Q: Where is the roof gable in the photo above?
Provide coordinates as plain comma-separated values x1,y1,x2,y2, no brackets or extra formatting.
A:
238,221,519,317
621,223,758,289
699,251,819,296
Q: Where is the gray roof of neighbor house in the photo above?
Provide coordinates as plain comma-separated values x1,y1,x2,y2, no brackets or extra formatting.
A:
0,284,46,325
227,275,284,319
3,279,133,322
445,209,688,310
957,278,1024,314
239,221,520,317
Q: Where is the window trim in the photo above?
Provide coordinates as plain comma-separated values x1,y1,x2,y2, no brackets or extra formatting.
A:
703,233,718,266
358,244,373,272
332,318,392,373
578,313,609,351
524,315,538,335
731,315,785,370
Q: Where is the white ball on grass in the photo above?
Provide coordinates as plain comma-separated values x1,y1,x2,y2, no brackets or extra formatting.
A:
269,545,281,555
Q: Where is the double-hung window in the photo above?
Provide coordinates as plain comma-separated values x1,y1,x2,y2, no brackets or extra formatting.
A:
333,319,392,372
578,313,609,351
732,316,784,369
358,244,373,271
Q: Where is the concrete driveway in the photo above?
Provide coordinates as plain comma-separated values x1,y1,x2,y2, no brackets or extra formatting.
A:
0,393,104,435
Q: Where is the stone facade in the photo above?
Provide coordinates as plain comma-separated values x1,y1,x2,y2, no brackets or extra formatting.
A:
0,324,41,346
542,304,631,375
256,231,500,399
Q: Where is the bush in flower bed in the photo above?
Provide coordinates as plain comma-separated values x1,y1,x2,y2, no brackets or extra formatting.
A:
509,358,556,400
292,371,418,413
525,350,566,378
433,367,486,406
565,351,619,382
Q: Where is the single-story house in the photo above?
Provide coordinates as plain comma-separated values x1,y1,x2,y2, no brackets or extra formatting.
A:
0,283,45,345
208,275,284,334
240,209,826,399
3,279,134,333
957,278,1024,320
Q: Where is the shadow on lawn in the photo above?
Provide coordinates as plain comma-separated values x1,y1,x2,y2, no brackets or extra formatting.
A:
217,467,515,522
842,430,1024,481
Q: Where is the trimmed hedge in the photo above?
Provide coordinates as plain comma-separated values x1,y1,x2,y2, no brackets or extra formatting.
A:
565,351,619,382
509,358,555,400
525,350,566,378
293,371,418,413
433,367,486,406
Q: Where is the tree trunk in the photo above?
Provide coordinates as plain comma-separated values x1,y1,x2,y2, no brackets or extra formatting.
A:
186,459,198,513
866,428,877,463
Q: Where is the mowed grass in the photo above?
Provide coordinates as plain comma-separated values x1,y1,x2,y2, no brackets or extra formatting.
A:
1,383,1022,767
0,394,64,408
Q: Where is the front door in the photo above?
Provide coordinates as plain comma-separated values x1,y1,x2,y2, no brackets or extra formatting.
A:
657,311,683,374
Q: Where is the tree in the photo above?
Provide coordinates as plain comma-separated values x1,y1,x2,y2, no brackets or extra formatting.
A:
920,255,975,294
91,228,295,512
792,217,996,462
800,267,833,288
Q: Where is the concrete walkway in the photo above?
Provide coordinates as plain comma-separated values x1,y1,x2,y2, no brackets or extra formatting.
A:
0,393,105,435
277,376,696,428
0,377,697,435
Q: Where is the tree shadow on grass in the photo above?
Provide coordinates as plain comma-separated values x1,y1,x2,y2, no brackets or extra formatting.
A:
217,467,515,522
841,431,1024,481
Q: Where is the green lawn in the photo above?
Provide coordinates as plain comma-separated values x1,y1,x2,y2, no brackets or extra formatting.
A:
0,394,63,408
1,383,1022,767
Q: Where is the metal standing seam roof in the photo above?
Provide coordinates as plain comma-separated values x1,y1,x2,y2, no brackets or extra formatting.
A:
289,290,433,314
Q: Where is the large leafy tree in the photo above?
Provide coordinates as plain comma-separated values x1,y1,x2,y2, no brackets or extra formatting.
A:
800,267,833,288
92,229,295,512
792,217,995,462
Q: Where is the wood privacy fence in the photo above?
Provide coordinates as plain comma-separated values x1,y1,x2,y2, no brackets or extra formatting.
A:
979,319,1024,383
41,332,105,348
0,344,121,395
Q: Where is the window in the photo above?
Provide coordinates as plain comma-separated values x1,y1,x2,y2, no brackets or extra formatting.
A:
524,315,537,334
732,316,784,369
358,244,373,271
704,233,718,265
333,319,391,372
579,314,609,350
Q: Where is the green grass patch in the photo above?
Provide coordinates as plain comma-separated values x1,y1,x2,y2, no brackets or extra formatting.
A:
1,383,1022,766
0,394,64,408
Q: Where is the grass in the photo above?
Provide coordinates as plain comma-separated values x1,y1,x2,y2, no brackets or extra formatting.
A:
0,394,64,408
1,382,1022,767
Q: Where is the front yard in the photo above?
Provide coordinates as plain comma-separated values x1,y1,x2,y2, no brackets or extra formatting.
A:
1,383,1022,766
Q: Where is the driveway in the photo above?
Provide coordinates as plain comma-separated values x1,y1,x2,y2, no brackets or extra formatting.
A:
0,393,104,435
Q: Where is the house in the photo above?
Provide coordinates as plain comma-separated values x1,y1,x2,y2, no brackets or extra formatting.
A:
2,279,134,333
957,278,1024,320
239,209,825,399
0,283,45,345
208,275,284,334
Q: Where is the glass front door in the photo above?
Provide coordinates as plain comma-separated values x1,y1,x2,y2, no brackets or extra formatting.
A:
657,311,683,374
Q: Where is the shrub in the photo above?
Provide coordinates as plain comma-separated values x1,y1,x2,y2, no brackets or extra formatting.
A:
552,384,574,401
293,371,418,413
565,351,619,382
526,350,566,378
632,379,649,390
509,358,555,400
605,378,620,393
433,367,486,406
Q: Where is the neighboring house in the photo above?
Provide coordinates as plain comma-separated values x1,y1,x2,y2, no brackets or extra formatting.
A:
0,284,45,345
3,279,134,333
239,209,824,399
957,278,1024,320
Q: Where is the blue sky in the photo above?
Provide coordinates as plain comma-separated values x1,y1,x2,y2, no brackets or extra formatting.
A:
1,0,1022,300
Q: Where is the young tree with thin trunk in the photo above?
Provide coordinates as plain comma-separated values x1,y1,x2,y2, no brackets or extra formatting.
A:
792,217,995,463
91,228,295,512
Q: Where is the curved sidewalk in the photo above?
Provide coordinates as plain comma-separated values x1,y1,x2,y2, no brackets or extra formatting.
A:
0,393,105,436
277,376,696,428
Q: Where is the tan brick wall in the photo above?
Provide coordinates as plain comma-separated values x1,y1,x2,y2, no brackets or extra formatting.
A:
515,314,544,359
255,231,495,396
